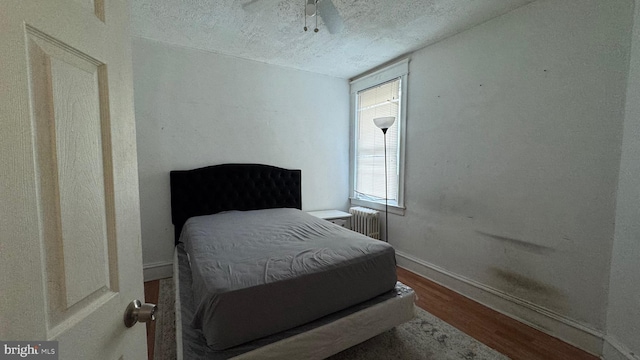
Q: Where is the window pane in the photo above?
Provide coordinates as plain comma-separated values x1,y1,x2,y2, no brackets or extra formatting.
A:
355,78,400,203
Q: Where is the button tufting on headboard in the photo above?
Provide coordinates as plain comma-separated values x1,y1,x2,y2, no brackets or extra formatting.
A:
170,163,302,245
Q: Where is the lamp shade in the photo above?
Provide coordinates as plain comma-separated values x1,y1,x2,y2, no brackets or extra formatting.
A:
373,116,396,130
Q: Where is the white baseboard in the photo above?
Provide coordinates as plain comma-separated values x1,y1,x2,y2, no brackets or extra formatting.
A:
602,336,640,360
143,261,173,281
395,250,604,356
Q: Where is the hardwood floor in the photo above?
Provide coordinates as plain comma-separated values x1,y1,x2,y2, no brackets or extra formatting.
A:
144,280,160,360
143,268,598,360
395,267,597,360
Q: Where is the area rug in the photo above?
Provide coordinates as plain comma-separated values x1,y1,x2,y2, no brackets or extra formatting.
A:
154,277,176,360
154,277,508,360
327,308,508,360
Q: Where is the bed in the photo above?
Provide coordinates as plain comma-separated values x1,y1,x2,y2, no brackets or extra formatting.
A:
171,163,416,359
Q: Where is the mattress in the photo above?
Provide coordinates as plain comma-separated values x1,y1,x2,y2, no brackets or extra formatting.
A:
181,208,397,350
175,244,416,360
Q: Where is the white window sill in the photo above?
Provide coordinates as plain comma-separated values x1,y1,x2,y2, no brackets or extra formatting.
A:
349,198,405,216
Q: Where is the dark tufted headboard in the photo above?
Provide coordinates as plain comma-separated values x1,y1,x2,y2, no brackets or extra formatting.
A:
170,163,302,244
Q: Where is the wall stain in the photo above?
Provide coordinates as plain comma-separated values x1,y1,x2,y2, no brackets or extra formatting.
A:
489,267,564,300
476,230,555,255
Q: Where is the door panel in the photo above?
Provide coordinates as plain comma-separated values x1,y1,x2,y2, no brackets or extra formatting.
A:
28,26,119,332
0,1,146,358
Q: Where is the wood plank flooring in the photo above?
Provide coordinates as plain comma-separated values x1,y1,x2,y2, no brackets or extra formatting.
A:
143,267,598,360
144,280,159,360
395,267,597,360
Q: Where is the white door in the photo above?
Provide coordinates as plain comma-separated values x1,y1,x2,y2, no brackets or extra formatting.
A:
0,1,147,359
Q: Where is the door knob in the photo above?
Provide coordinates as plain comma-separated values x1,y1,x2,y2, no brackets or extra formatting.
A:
124,299,157,327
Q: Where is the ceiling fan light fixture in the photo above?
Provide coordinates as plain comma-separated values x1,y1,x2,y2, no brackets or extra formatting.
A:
304,0,319,32
306,0,317,17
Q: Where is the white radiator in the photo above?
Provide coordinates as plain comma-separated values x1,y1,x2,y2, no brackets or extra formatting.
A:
349,207,380,240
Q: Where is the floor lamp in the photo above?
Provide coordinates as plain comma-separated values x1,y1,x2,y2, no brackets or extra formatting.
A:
373,116,396,243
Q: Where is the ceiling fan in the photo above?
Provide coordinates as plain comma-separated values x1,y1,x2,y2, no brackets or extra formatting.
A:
242,0,344,34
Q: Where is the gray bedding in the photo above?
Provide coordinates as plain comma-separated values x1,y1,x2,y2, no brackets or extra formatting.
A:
181,208,397,350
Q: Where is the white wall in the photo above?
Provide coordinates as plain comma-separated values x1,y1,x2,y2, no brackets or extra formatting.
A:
132,37,350,277
604,1,640,359
392,0,633,353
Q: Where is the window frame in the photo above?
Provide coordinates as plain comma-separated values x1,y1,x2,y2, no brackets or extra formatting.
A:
349,59,408,216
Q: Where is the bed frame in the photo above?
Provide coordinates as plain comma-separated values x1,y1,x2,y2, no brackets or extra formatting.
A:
170,163,415,359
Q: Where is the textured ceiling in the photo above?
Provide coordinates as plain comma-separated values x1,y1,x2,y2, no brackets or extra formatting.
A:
131,0,535,79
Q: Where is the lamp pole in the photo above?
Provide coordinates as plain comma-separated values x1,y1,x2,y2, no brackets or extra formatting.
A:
382,128,389,243
373,116,395,243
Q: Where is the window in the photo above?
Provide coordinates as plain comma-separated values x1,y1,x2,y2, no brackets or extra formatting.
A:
350,60,408,214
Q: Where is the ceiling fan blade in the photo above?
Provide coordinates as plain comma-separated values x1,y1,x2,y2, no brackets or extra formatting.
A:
318,0,344,34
